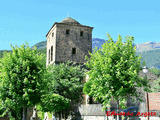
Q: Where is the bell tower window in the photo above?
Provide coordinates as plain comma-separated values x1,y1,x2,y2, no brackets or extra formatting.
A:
66,29,70,35
72,48,76,55
51,46,53,61
52,32,54,37
80,31,83,37
48,49,50,64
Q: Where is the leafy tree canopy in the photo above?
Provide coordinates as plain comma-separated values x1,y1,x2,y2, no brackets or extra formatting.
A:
83,34,149,108
0,44,46,119
40,62,85,114
40,93,70,113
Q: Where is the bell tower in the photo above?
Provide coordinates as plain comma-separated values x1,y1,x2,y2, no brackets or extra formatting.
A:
46,17,93,65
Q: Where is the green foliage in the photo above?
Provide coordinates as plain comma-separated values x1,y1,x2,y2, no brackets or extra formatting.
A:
150,68,160,92
137,49,160,69
37,108,44,120
0,44,46,119
152,78,160,92
40,62,85,114
0,50,11,58
40,93,70,113
83,34,149,108
149,67,160,77
47,112,52,119
83,81,92,95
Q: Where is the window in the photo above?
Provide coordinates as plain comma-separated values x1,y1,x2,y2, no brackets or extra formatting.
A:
72,48,76,55
66,29,70,35
48,49,50,64
80,31,83,37
52,32,54,37
51,46,53,61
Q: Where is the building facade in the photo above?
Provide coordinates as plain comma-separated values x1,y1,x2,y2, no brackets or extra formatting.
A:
46,17,93,66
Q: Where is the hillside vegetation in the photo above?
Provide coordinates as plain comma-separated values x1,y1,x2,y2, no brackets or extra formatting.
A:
137,49,160,69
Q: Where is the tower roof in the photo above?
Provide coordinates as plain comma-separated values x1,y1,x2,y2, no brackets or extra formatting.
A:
46,17,93,37
60,17,80,25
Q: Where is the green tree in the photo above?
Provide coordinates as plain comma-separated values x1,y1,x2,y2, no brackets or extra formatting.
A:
0,45,46,120
83,34,149,111
152,78,160,92
39,93,70,119
149,67,160,77
40,62,85,119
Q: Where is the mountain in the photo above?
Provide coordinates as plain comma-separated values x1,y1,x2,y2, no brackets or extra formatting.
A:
32,41,47,49
92,38,106,49
137,49,160,69
136,41,160,69
136,42,160,52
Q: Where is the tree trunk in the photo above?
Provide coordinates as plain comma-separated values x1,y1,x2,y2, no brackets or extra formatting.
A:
58,112,61,120
61,112,62,120
22,107,27,120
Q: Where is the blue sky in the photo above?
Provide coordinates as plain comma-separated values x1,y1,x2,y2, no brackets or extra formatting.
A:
0,0,160,50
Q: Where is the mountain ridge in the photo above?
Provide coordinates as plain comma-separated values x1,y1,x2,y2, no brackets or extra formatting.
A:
136,41,160,52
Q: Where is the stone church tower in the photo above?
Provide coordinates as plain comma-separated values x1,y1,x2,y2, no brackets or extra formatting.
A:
46,17,93,65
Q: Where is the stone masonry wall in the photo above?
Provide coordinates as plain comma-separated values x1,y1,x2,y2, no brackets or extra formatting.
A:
55,23,92,63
